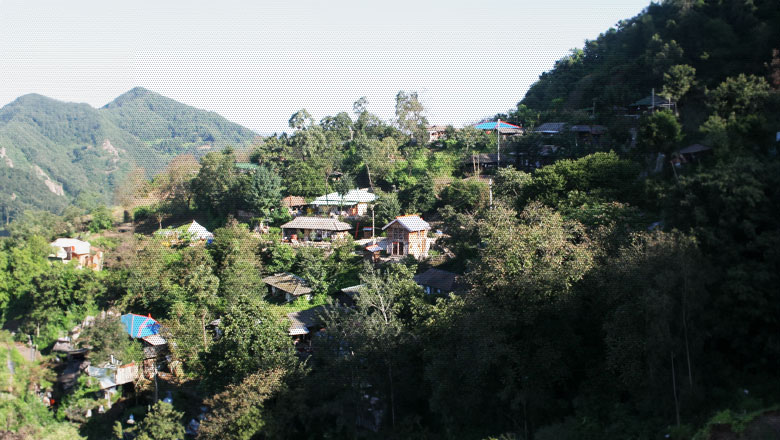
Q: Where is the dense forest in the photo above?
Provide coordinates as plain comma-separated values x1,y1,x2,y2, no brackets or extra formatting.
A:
1,0,780,438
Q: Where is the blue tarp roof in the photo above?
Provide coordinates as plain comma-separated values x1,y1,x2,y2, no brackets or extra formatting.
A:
120,314,160,339
473,121,522,130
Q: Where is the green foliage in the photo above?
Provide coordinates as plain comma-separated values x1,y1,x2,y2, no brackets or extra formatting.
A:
88,205,114,233
520,152,641,209
282,160,327,198
243,164,283,216
439,179,488,213
373,190,401,226
395,91,428,143
637,110,683,155
135,401,185,440
706,74,770,118
79,316,142,365
398,174,436,215
662,64,697,103
191,149,242,214
211,219,263,304
199,368,287,440
200,296,295,392
0,87,255,221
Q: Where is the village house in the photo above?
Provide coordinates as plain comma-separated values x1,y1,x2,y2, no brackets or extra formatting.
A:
677,143,713,163
534,122,567,135
287,305,328,352
280,216,352,242
121,313,168,379
534,123,607,144
310,188,377,217
427,125,449,142
262,272,313,302
49,238,103,271
281,195,307,217
382,215,431,260
413,268,464,295
628,95,675,115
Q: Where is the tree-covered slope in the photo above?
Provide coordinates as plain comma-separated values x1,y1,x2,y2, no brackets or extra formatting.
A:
102,87,257,157
0,88,256,221
521,0,780,114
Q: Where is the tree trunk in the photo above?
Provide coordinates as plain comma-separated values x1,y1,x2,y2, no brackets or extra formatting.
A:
201,310,208,350
365,162,374,191
671,351,680,427
388,361,396,429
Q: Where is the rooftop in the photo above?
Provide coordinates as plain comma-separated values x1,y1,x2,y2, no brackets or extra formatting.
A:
280,216,352,231
413,268,463,293
50,238,91,256
382,215,431,232
262,273,313,297
286,305,327,336
310,188,377,206
534,122,567,134
281,195,307,208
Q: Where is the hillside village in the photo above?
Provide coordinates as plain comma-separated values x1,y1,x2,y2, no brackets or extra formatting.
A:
1,0,780,438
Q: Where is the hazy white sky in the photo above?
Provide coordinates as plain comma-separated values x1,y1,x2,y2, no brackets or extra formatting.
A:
0,0,650,134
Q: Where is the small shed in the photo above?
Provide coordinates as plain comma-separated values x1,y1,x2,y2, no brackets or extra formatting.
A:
262,273,313,302
286,305,327,336
413,268,463,295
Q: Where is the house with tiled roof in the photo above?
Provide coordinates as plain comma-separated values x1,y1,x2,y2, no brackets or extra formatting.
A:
382,215,431,260
262,272,313,302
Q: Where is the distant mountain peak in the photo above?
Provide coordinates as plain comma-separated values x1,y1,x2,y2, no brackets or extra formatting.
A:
103,86,163,108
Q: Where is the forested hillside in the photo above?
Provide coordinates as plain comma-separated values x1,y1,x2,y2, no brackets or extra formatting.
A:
0,88,257,222
1,0,780,439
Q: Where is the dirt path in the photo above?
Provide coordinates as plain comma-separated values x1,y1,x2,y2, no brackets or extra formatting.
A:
13,342,41,362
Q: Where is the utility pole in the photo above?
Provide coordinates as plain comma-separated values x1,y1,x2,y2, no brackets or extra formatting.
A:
496,119,501,167
489,178,493,209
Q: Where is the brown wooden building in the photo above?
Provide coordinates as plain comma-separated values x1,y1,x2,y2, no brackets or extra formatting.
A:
381,215,431,260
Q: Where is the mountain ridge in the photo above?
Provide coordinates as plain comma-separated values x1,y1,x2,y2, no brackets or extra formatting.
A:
0,87,257,221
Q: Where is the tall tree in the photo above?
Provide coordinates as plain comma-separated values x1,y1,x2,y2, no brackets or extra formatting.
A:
243,165,283,216
200,295,295,392
191,149,240,214
395,91,428,143
135,401,185,440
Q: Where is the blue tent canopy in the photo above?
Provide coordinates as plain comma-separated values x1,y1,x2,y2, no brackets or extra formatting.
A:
120,314,161,339
473,120,522,131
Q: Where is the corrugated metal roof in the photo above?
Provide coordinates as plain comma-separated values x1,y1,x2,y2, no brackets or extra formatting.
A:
474,121,522,130
534,122,567,134
142,335,167,346
382,215,430,232
51,238,91,256
280,217,352,231
311,188,377,206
